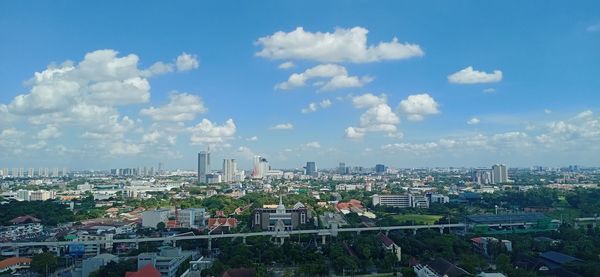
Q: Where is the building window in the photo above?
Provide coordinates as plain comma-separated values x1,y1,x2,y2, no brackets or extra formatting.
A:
254,212,260,225
300,213,306,224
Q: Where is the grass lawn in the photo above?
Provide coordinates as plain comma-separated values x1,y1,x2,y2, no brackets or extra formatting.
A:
392,214,443,225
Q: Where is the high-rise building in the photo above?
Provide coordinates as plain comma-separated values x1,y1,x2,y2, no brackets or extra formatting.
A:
305,162,317,177
338,162,346,175
252,155,269,179
197,151,210,183
375,164,386,174
492,164,508,184
222,159,237,183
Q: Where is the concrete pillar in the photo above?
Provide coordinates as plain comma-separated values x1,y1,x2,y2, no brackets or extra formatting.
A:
208,238,212,251
135,242,140,250
55,245,61,256
242,236,247,244
321,235,326,245
439,228,444,234
412,229,417,235
280,237,285,245
15,247,19,258
385,230,389,236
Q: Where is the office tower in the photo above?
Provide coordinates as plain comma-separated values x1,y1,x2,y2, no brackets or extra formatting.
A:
222,159,237,183
197,151,210,183
492,164,508,184
158,162,163,174
338,162,346,175
28,168,34,178
62,167,68,177
375,164,386,174
53,168,59,177
305,162,317,177
252,155,269,179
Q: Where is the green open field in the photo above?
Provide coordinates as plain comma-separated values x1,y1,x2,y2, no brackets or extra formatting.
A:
392,214,443,225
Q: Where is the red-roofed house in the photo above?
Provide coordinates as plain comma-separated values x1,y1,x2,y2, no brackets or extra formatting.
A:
125,263,161,277
0,257,32,274
10,215,41,225
208,218,238,232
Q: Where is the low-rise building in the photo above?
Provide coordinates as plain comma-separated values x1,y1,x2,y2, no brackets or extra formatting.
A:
137,246,192,277
252,197,310,231
372,194,430,208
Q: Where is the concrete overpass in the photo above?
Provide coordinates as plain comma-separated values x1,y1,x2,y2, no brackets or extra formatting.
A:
0,223,467,256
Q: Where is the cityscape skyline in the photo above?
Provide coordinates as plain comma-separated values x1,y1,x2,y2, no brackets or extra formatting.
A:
1,1,599,170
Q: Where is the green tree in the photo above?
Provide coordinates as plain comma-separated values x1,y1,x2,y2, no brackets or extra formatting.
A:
31,252,58,275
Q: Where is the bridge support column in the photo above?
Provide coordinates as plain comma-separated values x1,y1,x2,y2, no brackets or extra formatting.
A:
55,245,61,256
280,237,285,245
208,239,212,252
321,235,326,245
439,228,444,234
15,247,19,258
135,242,140,250
412,229,417,236
385,230,389,236
242,236,246,244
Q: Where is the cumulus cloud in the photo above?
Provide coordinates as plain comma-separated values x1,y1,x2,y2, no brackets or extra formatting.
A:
467,117,480,125
142,130,161,144
398,93,440,121
301,99,332,113
255,26,424,63
483,88,496,93
36,125,61,140
278,61,295,69
305,141,321,148
110,141,144,156
448,66,503,84
176,53,199,71
276,64,371,91
245,136,258,141
270,123,294,130
140,92,207,121
346,93,400,139
189,119,236,144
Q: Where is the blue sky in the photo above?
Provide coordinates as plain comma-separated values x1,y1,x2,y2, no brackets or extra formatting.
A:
0,1,599,170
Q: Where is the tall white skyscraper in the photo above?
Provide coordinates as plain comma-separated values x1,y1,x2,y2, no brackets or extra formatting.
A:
198,150,210,183
222,159,237,183
492,164,508,184
252,155,269,179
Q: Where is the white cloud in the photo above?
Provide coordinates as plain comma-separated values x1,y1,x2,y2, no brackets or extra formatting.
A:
270,123,294,130
245,136,258,141
301,99,332,113
189,119,236,145
140,92,207,121
352,93,387,108
256,26,424,63
36,125,61,140
467,117,480,125
142,61,174,77
346,93,400,139
345,127,365,139
276,64,371,91
305,141,321,148
483,88,496,93
278,61,295,69
142,130,161,144
110,141,144,156
544,109,552,114
398,93,440,121
448,66,503,84
176,53,199,71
